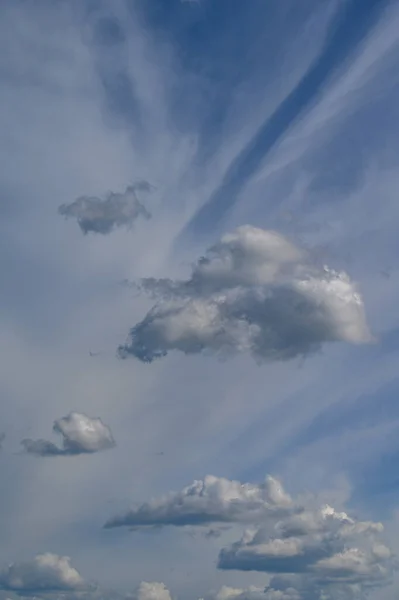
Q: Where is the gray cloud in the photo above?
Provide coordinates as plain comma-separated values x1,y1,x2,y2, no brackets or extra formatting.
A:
22,412,115,457
0,554,86,593
0,433,5,450
104,475,293,530
118,226,371,363
58,182,152,235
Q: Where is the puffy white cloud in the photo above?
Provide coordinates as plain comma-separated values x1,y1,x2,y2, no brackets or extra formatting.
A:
218,500,394,599
104,470,395,598
118,226,371,363
0,553,85,593
58,182,151,235
21,412,115,457
135,582,172,600
104,475,293,530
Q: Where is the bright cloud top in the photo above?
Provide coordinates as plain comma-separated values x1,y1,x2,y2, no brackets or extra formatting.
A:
0,553,85,592
21,412,115,457
104,475,293,530
118,226,371,364
58,182,152,235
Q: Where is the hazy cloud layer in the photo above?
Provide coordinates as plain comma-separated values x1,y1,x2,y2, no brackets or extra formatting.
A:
104,475,293,530
119,226,371,363
22,412,115,457
205,584,300,600
59,183,151,235
0,553,85,593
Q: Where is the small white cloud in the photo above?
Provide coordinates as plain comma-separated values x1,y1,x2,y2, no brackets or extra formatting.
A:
119,226,371,363
0,554,85,593
135,582,172,600
104,475,293,530
21,412,115,457
59,183,151,235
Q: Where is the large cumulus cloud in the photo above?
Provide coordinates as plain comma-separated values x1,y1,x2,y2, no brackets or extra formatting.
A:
22,412,115,457
0,554,85,593
118,226,371,363
58,182,151,235
218,503,394,599
104,475,293,530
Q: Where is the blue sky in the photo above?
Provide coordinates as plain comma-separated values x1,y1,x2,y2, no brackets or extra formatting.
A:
1,1,399,599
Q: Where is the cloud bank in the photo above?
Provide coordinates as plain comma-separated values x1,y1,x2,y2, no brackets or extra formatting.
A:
58,183,152,235
118,226,371,364
104,475,293,530
0,553,85,593
106,471,395,599
22,412,115,457
205,584,300,600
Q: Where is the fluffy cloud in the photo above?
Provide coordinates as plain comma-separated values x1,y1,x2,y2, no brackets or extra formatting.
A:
218,503,394,599
135,582,173,600
58,182,151,235
21,412,115,457
105,470,394,599
0,553,85,593
0,551,171,600
118,226,371,363
104,475,293,530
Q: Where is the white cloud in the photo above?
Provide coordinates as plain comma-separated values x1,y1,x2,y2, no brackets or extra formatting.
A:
0,554,85,593
104,471,395,596
22,412,115,457
119,226,371,363
135,582,172,600
218,499,394,598
104,475,293,530
58,183,152,235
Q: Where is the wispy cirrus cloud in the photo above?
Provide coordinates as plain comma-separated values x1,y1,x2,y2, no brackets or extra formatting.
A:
2,0,399,599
